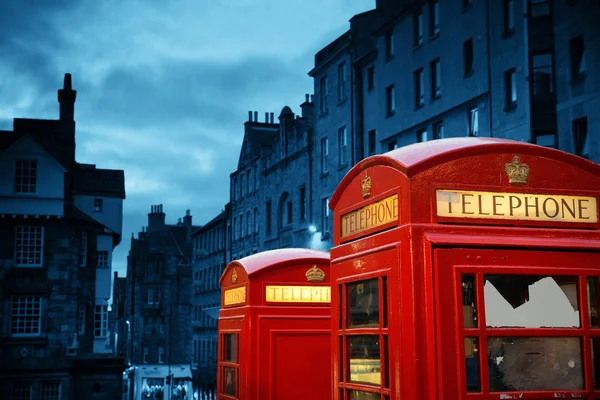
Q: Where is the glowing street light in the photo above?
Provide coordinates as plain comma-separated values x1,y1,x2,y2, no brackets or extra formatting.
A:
308,225,317,233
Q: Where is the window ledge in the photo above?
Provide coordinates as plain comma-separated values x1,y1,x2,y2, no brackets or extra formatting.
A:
320,172,329,179
3,336,48,345
385,55,394,63
502,29,515,39
464,70,475,78
386,111,396,119
504,103,518,112
337,98,347,106
412,43,423,53
415,104,425,111
570,73,587,85
319,110,328,118
429,32,440,42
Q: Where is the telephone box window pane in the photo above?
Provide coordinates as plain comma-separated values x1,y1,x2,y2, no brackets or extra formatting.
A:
347,279,379,328
465,337,480,392
383,336,389,388
592,338,600,389
462,275,478,328
348,335,381,386
484,275,580,328
348,390,380,400
223,334,237,362
223,367,237,397
588,277,600,327
340,336,344,382
487,337,583,391
339,284,343,330
382,277,388,328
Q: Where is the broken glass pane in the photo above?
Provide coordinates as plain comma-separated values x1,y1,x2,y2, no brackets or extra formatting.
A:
484,275,579,328
488,337,583,391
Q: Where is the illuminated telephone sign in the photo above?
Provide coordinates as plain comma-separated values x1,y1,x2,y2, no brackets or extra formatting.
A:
265,285,331,303
340,194,399,239
223,287,246,306
436,190,598,223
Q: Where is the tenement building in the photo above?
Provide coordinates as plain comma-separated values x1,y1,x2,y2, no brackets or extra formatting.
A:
189,206,228,391
122,205,199,400
0,74,126,399
309,0,599,248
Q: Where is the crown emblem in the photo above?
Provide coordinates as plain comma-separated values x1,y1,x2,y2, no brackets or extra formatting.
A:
231,268,237,284
305,265,326,283
361,171,372,199
504,156,530,185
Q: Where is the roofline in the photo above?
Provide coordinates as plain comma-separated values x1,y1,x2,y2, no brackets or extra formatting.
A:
329,138,600,209
308,30,352,77
371,0,425,36
1,134,67,173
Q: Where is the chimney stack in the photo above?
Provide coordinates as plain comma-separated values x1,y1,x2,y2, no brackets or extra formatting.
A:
183,209,193,241
265,112,269,123
148,204,166,232
253,111,258,122
270,112,274,123
248,111,252,122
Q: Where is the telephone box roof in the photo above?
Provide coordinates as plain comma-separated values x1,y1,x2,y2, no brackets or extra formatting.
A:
329,137,600,209
220,248,330,285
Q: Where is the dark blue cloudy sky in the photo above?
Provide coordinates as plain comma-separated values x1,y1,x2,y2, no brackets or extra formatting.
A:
0,0,374,276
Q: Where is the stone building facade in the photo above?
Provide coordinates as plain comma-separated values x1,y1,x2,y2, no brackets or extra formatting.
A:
0,74,126,400
121,205,199,400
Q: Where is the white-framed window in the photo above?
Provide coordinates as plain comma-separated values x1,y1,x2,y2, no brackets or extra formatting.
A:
468,107,479,136
143,346,149,364
321,137,329,174
77,304,86,335
96,251,109,268
246,210,251,237
11,296,43,337
11,383,32,400
79,231,87,267
14,159,37,194
338,126,348,166
93,198,103,212
15,226,44,267
40,381,61,400
321,197,330,235
159,346,165,364
253,208,258,233
94,305,108,337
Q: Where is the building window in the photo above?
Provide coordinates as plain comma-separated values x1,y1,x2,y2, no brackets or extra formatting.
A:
503,0,515,36
385,31,394,59
417,129,428,143
248,168,253,193
15,226,44,267
40,382,61,400
367,66,375,92
573,117,589,158
11,383,32,400
532,53,554,95
321,137,329,173
338,126,348,166
240,214,244,237
468,107,479,136
193,340,199,366
148,287,160,304
430,58,441,99
414,9,424,47
14,159,37,194
232,217,237,240
388,141,398,151
535,133,557,148
79,231,87,267
504,68,517,110
93,198,103,213
143,346,149,364
266,201,272,235
570,36,585,80
434,121,444,139
11,296,43,337
286,201,292,225
246,210,251,236
94,304,108,337
430,0,440,37
319,75,328,113
368,130,377,156
299,187,306,221
254,165,258,190
159,346,165,364
530,0,551,17
77,304,86,335
386,85,396,116
321,198,330,235
414,68,424,108
240,172,245,196
338,62,346,102
96,251,109,268
463,39,474,77
254,208,258,233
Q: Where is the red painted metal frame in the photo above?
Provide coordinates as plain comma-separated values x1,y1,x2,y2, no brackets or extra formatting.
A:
217,248,332,400
328,138,600,400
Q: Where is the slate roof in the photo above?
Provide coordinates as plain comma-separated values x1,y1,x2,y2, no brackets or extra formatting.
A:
73,163,126,199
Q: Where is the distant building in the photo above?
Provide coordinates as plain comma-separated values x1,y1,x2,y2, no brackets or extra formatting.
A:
189,206,228,390
0,74,126,400
110,271,127,358
121,205,199,400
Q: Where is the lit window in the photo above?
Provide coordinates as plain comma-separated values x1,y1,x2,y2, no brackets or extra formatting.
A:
94,305,108,337
14,159,37,194
15,226,44,267
96,251,109,268
11,296,43,337
468,107,479,137
93,198,103,212
40,382,61,400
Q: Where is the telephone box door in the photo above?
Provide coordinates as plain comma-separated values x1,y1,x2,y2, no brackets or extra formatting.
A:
435,248,600,399
218,317,244,400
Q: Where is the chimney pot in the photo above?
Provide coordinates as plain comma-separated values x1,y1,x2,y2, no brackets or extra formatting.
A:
270,112,274,123
186,209,190,216
265,112,268,123
254,111,258,122
248,111,252,121
310,94,314,103
305,94,309,102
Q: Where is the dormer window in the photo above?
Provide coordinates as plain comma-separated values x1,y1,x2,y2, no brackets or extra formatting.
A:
14,159,37,194
93,198,103,213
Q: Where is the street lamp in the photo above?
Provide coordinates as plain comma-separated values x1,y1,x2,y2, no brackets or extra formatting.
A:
308,225,317,233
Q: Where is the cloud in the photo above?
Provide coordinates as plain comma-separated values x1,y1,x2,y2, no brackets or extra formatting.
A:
0,0,375,276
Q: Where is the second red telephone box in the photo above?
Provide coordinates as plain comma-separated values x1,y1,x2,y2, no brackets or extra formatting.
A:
217,248,332,400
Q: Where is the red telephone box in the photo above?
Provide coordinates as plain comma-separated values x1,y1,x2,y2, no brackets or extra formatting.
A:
217,248,332,400
328,137,600,400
